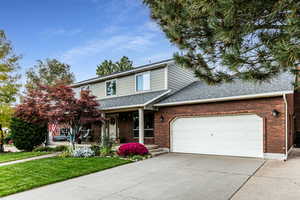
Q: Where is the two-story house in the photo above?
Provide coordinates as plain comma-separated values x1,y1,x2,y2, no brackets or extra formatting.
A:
68,59,297,160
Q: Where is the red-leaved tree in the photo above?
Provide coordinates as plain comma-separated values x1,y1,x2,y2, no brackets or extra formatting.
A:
16,84,104,148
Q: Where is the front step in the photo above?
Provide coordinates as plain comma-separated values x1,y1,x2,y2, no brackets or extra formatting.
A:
149,147,169,157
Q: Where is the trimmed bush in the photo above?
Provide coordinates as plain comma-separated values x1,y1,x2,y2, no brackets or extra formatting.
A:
33,145,69,152
117,143,149,157
10,118,47,151
33,146,52,152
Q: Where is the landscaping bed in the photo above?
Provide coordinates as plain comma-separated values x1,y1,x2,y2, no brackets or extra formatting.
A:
0,152,50,164
0,156,131,197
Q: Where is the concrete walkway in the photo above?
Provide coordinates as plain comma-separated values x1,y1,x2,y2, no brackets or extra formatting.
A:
0,153,58,167
2,153,264,200
232,149,300,200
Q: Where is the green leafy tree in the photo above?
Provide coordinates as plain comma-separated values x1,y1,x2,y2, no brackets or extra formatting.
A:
0,104,13,128
143,0,300,84
0,104,14,152
26,58,75,89
0,30,20,103
96,56,133,76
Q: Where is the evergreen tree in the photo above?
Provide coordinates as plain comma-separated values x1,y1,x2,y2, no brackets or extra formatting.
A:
96,56,133,76
143,0,300,84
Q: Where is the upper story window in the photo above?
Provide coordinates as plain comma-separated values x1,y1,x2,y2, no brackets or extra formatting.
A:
136,72,150,92
106,80,116,96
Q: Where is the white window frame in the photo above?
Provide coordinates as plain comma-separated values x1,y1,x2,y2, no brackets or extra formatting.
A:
105,79,117,97
135,71,151,93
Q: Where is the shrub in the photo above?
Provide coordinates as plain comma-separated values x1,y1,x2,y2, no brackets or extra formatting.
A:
33,145,69,152
90,145,101,156
10,118,47,151
3,131,12,144
33,146,52,152
117,143,149,157
72,146,95,157
100,146,113,157
58,150,72,158
53,145,69,152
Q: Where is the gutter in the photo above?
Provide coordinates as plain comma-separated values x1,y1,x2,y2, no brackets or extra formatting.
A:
283,93,288,161
154,91,294,107
71,60,173,87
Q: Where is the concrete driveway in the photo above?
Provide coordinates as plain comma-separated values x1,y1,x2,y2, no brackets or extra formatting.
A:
2,153,264,200
232,149,300,200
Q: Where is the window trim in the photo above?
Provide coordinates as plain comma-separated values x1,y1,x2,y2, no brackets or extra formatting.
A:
135,71,151,93
105,79,117,97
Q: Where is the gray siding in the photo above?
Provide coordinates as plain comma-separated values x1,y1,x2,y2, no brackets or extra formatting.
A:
167,63,197,92
73,67,166,99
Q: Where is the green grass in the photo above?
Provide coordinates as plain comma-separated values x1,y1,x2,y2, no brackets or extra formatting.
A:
0,157,131,197
0,152,50,163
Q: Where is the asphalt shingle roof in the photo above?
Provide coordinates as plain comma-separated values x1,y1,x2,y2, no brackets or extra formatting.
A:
157,72,294,105
98,90,169,110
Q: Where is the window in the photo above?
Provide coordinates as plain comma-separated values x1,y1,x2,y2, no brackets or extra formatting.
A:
106,80,116,96
136,72,150,92
133,111,154,138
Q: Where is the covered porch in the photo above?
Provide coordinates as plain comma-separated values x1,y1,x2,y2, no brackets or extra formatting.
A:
101,108,155,145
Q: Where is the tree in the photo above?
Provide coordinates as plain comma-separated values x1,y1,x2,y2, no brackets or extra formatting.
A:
0,104,14,128
0,30,20,103
10,118,47,151
96,56,133,76
143,1,300,84
15,84,104,149
0,104,14,152
26,59,75,89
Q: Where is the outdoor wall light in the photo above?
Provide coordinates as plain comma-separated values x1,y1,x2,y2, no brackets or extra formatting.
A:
160,115,164,122
272,109,279,117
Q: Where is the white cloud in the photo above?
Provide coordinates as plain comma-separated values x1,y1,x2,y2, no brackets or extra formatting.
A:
60,33,156,64
42,28,82,37
143,21,161,33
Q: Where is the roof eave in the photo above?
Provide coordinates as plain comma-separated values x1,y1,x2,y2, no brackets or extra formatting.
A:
71,60,173,87
154,90,294,107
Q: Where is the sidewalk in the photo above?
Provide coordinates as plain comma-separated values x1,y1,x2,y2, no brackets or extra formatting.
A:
232,148,300,200
0,153,58,167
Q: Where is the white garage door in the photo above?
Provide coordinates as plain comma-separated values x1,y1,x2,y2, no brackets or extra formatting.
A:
171,115,263,158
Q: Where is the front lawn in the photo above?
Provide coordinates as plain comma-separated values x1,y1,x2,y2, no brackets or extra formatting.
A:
0,152,50,164
0,157,131,197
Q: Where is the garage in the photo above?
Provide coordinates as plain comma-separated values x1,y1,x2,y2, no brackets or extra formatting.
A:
171,114,264,158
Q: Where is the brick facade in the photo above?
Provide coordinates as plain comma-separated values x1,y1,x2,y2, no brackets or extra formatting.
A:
154,96,294,154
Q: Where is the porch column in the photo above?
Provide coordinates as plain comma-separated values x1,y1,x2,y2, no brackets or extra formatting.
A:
138,108,144,144
101,113,106,145
48,131,54,145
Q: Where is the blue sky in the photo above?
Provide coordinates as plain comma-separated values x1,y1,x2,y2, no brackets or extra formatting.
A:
1,0,178,83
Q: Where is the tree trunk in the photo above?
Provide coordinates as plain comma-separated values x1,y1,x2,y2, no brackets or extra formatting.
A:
0,144,3,153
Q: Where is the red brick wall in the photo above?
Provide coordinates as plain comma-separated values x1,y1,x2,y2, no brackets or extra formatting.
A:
154,96,291,154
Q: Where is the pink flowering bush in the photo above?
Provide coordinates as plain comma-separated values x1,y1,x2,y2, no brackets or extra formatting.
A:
117,143,149,157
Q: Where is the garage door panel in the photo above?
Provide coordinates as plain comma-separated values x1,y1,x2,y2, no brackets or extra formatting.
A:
171,115,263,158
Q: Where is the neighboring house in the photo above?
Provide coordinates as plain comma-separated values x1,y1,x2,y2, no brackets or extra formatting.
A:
66,59,297,160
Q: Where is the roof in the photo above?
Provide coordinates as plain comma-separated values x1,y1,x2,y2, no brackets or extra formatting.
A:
98,90,170,110
72,59,173,87
155,72,295,106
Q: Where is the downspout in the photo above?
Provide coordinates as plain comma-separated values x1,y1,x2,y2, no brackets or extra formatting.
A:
283,93,288,161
